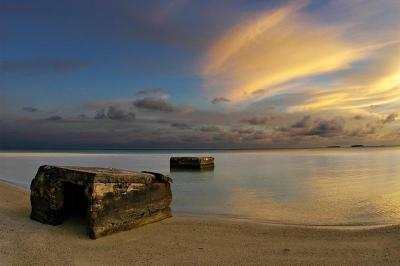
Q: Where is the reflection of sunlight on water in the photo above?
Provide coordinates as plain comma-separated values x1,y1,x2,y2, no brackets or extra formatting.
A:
373,191,400,220
224,148,400,225
1,147,400,225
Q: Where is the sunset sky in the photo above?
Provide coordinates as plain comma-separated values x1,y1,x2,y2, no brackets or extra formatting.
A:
1,0,400,149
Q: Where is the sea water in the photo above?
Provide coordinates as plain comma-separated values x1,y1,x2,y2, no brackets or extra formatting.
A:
1,148,400,226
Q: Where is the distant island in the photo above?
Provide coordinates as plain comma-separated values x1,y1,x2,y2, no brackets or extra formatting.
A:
326,145,389,148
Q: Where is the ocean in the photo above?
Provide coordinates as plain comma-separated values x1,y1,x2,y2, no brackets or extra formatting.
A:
1,147,400,226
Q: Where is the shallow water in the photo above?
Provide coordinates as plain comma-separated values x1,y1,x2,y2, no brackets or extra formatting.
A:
1,148,400,226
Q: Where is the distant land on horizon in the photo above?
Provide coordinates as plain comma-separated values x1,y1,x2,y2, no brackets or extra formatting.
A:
1,145,399,153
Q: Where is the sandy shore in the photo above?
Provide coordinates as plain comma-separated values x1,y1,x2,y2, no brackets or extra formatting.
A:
0,181,399,265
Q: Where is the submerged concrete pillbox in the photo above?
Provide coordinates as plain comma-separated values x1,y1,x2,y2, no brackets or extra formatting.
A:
30,165,172,239
170,157,214,169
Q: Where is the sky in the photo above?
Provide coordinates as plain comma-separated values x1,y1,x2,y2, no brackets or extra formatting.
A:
1,0,400,149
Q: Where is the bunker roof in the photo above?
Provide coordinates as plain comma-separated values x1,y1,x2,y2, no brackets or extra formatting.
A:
37,165,171,184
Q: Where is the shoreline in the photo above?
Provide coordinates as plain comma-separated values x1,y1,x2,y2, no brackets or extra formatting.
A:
1,180,400,265
173,212,400,230
1,178,398,230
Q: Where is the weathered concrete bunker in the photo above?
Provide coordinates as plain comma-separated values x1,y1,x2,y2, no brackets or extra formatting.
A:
30,165,172,239
170,157,214,169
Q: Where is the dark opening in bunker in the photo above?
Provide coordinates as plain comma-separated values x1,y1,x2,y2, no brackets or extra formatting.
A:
63,183,88,220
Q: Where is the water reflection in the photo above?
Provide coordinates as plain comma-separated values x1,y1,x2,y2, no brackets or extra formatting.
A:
170,167,215,173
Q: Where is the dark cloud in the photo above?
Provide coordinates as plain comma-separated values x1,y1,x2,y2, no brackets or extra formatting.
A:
383,113,398,123
155,119,170,124
170,122,191,129
369,104,383,110
251,130,268,140
230,127,268,141
1,110,397,149
0,59,88,73
305,118,345,137
251,89,266,95
200,125,222,132
347,123,377,137
283,116,345,138
211,97,230,104
95,106,135,121
276,114,390,141
107,106,136,121
133,97,178,112
46,115,63,121
212,132,229,142
22,106,38,113
353,115,364,120
244,130,268,141
94,109,106,120
241,116,270,125
291,115,312,129
232,128,255,135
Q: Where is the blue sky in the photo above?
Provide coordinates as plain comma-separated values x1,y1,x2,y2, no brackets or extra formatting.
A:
1,0,400,149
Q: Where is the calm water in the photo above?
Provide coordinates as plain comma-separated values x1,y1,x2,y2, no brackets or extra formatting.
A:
1,148,400,226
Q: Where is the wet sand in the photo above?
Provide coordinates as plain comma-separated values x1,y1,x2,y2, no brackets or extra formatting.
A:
1,180,399,265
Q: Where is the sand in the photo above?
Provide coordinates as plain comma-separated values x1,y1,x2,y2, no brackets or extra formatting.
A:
0,181,399,265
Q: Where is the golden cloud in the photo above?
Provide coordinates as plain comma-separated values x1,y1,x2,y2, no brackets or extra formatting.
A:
201,1,400,119
290,42,400,114
202,1,365,102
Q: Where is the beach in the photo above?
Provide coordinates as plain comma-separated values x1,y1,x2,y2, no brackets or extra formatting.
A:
1,180,399,265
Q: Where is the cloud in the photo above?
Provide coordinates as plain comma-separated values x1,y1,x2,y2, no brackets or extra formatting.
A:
241,116,270,125
231,127,255,135
251,89,266,95
231,127,268,141
304,118,345,137
201,0,400,123
95,106,135,121
94,109,106,120
353,115,364,120
170,122,191,129
270,112,396,142
347,123,377,137
281,116,345,138
291,115,311,129
290,42,400,113
0,59,88,73
211,97,230,104
107,106,136,121
1,109,398,149
22,106,38,112
202,1,366,102
46,115,63,121
133,97,178,112
200,125,222,133
383,113,398,123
